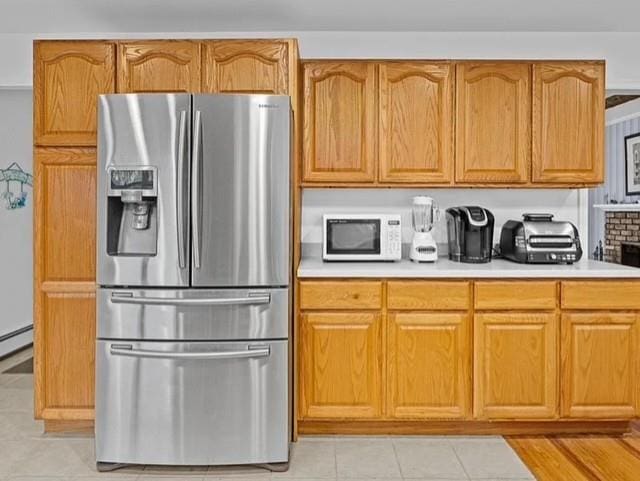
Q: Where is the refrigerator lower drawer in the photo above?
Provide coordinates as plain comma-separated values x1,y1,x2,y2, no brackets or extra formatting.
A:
95,339,289,466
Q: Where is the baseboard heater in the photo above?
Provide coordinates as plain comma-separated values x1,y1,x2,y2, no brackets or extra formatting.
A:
0,325,34,360
0,325,33,344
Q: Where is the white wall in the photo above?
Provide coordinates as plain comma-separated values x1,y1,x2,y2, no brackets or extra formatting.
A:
0,89,33,357
3,31,640,87
302,188,588,255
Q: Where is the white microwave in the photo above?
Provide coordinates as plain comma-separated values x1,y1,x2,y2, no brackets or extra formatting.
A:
322,214,402,261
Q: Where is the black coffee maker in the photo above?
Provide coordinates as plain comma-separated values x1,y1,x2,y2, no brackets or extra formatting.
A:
445,206,495,263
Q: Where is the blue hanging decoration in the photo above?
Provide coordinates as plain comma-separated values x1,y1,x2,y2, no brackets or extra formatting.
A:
0,162,33,210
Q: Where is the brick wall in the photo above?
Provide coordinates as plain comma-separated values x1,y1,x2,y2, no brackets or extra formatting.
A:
604,211,640,263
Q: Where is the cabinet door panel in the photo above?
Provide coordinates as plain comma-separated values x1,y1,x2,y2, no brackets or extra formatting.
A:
34,41,115,146
301,312,382,419
118,41,201,93
36,149,96,282
303,62,376,182
388,313,470,419
475,312,558,419
202,40,288,94
41,290,96,411
379,62,453,183
455,62,531,183
533,62,604,184
561,313,638,418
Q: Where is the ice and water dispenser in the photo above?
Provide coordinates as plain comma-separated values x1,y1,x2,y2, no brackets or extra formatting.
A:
106,167,158,256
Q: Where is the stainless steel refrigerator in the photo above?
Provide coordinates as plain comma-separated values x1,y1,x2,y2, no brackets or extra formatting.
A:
95,94,291,470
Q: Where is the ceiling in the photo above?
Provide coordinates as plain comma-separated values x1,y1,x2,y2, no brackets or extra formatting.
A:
2,0,640,33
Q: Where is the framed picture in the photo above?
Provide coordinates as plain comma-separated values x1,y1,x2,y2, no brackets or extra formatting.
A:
625,132,640,196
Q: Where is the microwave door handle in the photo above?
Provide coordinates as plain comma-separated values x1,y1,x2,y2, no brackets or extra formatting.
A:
110,345,270,360
176,110,188,269
191,110,202,269
110,293,271,306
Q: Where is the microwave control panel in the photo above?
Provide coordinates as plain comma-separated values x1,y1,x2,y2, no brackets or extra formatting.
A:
386,218,402,259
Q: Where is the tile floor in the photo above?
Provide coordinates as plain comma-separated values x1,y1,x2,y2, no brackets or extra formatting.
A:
0,349,534,481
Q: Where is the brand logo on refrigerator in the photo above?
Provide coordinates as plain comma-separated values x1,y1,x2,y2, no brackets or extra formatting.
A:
258,104,279,109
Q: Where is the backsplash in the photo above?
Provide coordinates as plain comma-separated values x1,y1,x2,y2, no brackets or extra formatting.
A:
301,188,589,254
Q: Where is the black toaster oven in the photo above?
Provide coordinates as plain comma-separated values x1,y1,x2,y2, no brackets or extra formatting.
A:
499,213,582,264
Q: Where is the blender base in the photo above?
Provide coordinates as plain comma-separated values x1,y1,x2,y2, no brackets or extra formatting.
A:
410,231,438,262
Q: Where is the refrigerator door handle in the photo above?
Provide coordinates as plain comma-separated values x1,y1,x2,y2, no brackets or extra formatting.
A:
109,345,271,360
191,110,202,269
176,109,188,269
110,292,271,306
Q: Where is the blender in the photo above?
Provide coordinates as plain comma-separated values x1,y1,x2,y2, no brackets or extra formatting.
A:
410,196,440,262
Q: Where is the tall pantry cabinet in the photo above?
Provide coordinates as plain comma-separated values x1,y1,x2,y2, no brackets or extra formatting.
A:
33,39,300,430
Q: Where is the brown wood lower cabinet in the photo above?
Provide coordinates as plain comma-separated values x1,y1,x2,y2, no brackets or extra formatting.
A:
298,278,640,431
34,148,97,421
561,312,639,419
388,312,470,419
37,286,96,420
474,312,558,419
301,312,382,419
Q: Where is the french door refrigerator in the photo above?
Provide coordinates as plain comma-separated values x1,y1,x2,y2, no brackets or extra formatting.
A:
95,94,291,470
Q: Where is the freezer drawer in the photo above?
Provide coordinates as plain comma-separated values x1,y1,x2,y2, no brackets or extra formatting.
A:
97,287,289,341
96,339,289,466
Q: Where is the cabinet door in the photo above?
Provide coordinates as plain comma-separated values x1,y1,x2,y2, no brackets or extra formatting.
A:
35,148,97,283
118,41,201,93
532,62,604,184
301,312,382,419
379,62,453,183
303,62,376,183
34,41,115,146
561,313,639,418
34,148,97,420
202,40,288,94
474,313,557,419
388,312,470,419
455,62,531,184
38,289,96,418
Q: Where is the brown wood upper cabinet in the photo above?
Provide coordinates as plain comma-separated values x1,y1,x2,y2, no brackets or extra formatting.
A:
379,62,454,183
202,40,289,94
118,41,201,93
455,62,531,184
302,62,377,183
532,62,605,184
34,41,115,146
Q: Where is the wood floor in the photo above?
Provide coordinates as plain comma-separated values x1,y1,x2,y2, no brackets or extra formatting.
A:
507,435,640,481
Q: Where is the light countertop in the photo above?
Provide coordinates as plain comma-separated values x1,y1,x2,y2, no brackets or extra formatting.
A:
297,256,640,279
